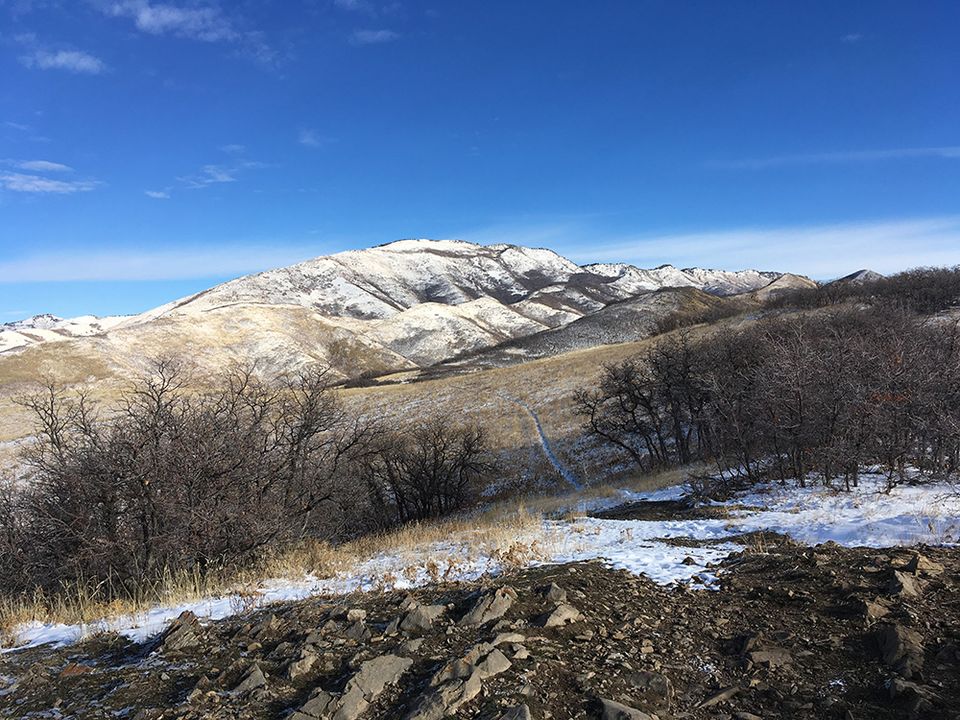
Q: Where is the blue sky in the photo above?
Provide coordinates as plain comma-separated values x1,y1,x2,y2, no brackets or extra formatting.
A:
1,0,959,319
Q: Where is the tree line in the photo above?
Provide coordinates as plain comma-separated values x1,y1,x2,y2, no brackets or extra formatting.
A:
0,362,492,600
576,304,960,490
768,266,960,314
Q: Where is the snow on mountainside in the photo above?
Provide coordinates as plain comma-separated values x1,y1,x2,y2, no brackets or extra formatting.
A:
0,240,801,376
0,314,128,354
834,269,884,285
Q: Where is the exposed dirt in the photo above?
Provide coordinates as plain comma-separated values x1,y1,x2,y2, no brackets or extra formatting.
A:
1,539,958,719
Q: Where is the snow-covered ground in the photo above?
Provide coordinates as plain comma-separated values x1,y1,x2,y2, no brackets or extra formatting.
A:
5,474,958,652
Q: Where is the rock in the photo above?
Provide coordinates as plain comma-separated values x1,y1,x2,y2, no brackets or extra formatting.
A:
250,613,285,641
159,610,203,653
399,638,424,654
873,623,924,678
288,652,319,681
400,604,446,634
476,648,512,678
538,603,581,628
887,677,937,717
598,697,655,720
698,685,740,708
852,597,890,622
233,663,267,695
59,662,92,678
459,586,517,626
346,608,367,623
15,662,52,691
886,570,921,598
294,654,413,720
407,672,483,720
497,705,533,720
409,644,512,720
540,582,568,604
334,654,415,720
345,620,371,642
747,647,793,668
293,690,336,720
904,554,944,577
625,670,673,708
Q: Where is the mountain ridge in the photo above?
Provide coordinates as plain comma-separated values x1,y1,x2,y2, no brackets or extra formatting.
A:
0,239,807,374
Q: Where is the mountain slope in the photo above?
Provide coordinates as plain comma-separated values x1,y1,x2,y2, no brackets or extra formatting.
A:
0,239,801,383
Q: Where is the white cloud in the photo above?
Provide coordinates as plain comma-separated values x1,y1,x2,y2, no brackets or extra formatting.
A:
842,33,863,43
99,1,276,64
298,129,322,147
17,160,72,172
0,172,99,193
717,146,960,170
20,49,106,74
144,190,170,199
0,244,324,282
335,0,371,11
350,29,399,45
105,0,238,42
557,217,960,279
173,159,264,190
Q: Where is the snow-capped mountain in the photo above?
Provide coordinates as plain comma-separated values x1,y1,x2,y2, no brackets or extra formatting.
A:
0,239,804,376
0,314,128,354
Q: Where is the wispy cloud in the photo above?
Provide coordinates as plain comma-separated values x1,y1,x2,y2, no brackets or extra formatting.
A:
99,1,276,64
717,146,960,170
16,160,72,172
842,33,863,43
0,172,100,194
0,244,324,282
151,157,265,195
559,217,960,278
298,128,334,148
19,49,107,74
350,29,399,45
104,0,238,42
0,158,99,194
335,0,374,13
219,143,246,154
456,215,960,278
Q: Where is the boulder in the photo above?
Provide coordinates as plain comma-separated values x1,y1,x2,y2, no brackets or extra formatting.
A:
873,623,924,678
540,582,568,604
747,647,793,668
159,611,204,653
288,652,319,681
400,604,447,634
886,570,921,598
904,554,944,577
233,663,267,695
598,697,655,720
625,670,673,709
293,654,413,720
459,586,517,627
538,603,582,628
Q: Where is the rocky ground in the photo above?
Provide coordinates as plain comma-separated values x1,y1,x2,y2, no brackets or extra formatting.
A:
1,535,958,719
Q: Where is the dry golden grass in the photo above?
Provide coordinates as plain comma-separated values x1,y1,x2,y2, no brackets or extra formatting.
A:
0,464,690,648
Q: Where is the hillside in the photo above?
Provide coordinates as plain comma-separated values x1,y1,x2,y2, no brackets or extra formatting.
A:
0,237,795,388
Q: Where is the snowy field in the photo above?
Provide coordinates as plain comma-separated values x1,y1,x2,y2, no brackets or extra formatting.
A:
6,473,959,652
